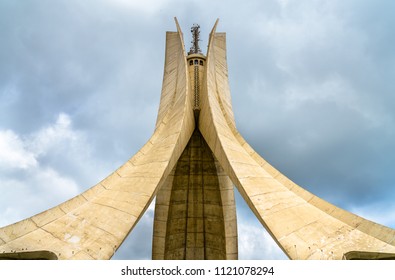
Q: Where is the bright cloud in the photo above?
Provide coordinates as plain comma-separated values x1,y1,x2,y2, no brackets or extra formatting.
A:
0,113,92,226
29,113,76,155
0,130,37,169
238,221,288,259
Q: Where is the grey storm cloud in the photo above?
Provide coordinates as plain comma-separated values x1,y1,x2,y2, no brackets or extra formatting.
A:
1,0,395,260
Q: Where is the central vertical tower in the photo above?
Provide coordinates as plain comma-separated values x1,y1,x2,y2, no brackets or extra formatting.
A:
152,24,238,260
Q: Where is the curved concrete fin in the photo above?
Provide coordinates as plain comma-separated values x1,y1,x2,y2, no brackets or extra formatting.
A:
0,21,195,260
199,21,395,260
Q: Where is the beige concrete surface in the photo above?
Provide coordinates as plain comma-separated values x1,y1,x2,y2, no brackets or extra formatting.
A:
1,18,394,260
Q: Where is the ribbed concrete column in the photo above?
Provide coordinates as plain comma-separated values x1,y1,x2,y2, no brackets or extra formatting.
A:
152,129,237,260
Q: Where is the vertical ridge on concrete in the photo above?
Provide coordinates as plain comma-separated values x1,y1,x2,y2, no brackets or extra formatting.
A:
161,130,228,259
153,129,236,260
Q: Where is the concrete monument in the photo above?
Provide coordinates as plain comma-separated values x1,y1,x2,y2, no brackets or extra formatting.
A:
1,18,395,260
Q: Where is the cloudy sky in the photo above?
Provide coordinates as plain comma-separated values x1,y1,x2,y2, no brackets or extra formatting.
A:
1,0,395,260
